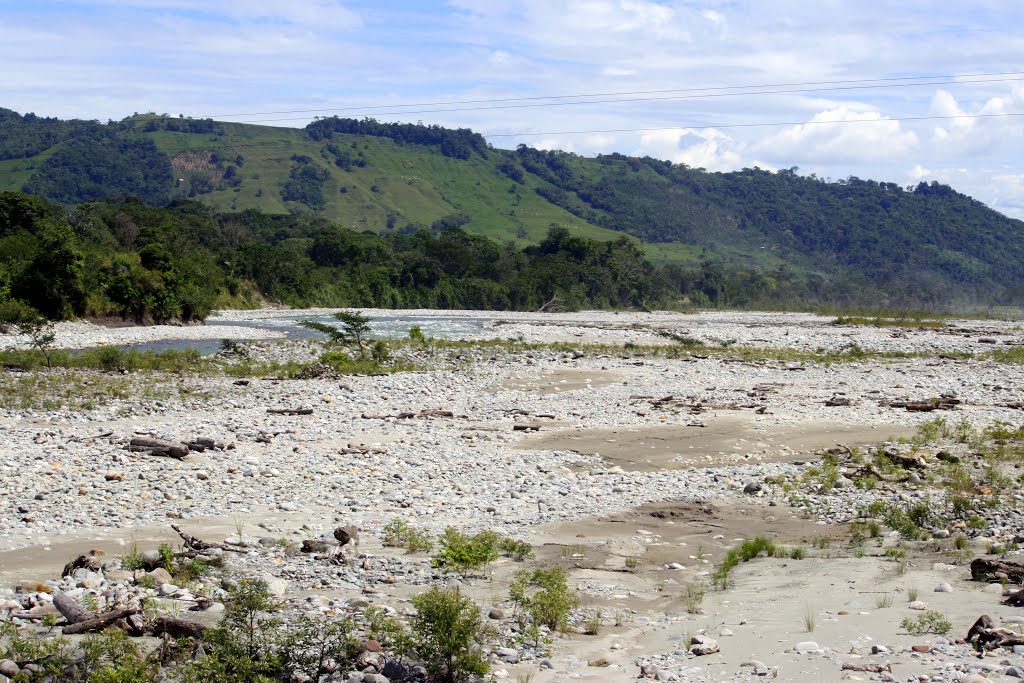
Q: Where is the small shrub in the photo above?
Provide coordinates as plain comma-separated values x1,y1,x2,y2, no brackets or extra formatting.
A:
410,587,489,683
790,546,807,560
409,325,426,343
738,537,777,561
683,581,705,614
432,528,500,578
509,565,579,637
803,604,816,632
121,542,145,571
498,537,533,561
382,518,435,553
875,594,894,609
901,610,952,635
907,586,919,601
582,610,602,635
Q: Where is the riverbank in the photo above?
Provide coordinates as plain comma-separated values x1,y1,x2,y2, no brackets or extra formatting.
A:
1,311,1023,682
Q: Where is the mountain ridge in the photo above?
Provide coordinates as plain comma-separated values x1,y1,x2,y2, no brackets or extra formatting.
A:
1,108,1022,309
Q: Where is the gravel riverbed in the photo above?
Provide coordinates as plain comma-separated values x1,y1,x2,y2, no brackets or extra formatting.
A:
1,309,1023,682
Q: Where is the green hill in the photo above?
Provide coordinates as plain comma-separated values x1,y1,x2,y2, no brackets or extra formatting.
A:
1,107,1022,310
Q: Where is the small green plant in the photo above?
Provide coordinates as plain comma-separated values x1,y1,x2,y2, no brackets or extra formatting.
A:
509,565,579,644
885,547,907,560
790,546,807,560
812,537,831,550
875,594,894,609
953,534,968,550
868,520,882,537
583,610,602,635
498,537,534,561
410,587,490,683
158,543,176,574
432,528,500,578
901,610,952,635
135,574,156,589
907,586,919,601
712,537,777,590
803,604,816,632
409,325,426,343
382,518,435,553
121,542,145,571
624,554,640,571
683,581,705,614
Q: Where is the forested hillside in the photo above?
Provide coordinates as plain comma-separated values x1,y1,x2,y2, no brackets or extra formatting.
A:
1,107,1022,312
0,192,672,323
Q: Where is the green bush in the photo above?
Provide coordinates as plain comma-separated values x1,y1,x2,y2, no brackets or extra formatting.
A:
498,537,534,561
410,587,490,683
509,565,579,639
382,518,434,553
432,528,500,578
901,610,952,635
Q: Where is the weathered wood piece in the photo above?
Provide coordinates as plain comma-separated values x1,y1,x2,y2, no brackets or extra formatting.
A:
966,614,1024,652
1003,588,1024,607
61,552,103,578
151,616,207,639
62,607,139,634
53,592,88,624
267,407,313,415
971,558,1024,584
171,524,247,553
129,437,188,459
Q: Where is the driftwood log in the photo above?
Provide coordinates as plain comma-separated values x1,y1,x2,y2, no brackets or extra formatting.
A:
53,592,88,624
62,607,140,635
152,616,207,639
841,662,891,673
971,558,1024,584
172,524,248,553
61,552,103,578
883,450,927,470
267,408,313,416
966,615,1024,653
129,437,188,459
1004,588,1024,607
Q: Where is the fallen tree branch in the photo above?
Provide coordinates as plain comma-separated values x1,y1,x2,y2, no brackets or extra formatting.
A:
172,524,248,553
62,607,139,635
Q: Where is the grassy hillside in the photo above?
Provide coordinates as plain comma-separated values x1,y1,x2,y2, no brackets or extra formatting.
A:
2,108,1023,308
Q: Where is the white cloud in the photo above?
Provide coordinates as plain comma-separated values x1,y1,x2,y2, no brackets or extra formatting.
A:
930,85,1024,156
633,128,745,171
755,106,918,163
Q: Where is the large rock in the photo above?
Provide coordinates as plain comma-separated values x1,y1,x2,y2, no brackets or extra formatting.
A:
334,525,359,546
690,635,720,656
146,568,173,586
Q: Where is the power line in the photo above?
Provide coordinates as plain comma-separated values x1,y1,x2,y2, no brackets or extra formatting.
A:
485,112,1024,137
219,75,1023,124
143,113,1022,157
203,70,1024,120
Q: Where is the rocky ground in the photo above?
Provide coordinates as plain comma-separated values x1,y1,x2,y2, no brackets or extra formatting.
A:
1,309,1024,682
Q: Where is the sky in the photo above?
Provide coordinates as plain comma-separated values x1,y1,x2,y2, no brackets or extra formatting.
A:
2,0,1024,217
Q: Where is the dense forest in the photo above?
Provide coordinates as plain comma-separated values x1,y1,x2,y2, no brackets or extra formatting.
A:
0,192,683,324
1,108,1023,312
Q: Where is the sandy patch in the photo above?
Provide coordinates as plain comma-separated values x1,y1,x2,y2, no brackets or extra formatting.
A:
521,413,913,471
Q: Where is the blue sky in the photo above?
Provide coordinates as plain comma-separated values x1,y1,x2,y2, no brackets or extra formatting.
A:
2,0,1023,217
